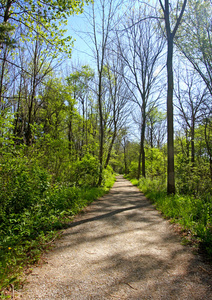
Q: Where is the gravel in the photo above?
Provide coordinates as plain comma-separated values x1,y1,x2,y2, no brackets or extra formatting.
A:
17,175,212,299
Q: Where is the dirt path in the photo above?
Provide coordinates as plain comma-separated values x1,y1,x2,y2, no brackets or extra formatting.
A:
18,176,212,299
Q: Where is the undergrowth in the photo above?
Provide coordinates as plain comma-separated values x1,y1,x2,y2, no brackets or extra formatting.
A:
130,177,212,258
0,168,115,298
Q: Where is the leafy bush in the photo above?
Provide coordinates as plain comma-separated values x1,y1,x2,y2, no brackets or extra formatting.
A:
145,147,166,179
69,154,100,186
0,157,50,216
0,164,116,295
102,165,116,188
128,161,138,179
175,154,212,197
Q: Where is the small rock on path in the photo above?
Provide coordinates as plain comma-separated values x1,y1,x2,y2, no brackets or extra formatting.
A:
18,175,212,299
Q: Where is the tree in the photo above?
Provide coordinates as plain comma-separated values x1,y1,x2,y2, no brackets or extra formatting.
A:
175,68,208,165
0,0,91,106
0,0,88,47
159,0,187,194
176,0,212,97
117,5,164,179
12,36,62,145
103,55,129,169
85,0,123,185
66,65,95,157
146,106,166,149
204,117,212,180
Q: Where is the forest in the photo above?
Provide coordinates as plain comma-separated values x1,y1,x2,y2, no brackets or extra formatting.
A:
0,0,212,295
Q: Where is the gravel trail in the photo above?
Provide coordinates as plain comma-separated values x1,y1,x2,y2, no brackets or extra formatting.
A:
18,175,212,299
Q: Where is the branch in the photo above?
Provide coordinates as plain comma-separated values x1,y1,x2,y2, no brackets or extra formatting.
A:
116,16,164,32
172,0,188,38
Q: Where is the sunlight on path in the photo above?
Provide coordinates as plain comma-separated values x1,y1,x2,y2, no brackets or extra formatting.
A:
18,176,212,299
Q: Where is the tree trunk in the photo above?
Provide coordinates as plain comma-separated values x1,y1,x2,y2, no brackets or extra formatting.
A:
26,39,38,145
0,49,7,107
141,122,146,178
138,110,146,180
150,120,153,148
210,157,212,182
191,126,195,165
4,0,13,22
98,75,104,186
160,0,187,194
204,119,212,181
167,36,175,194
104,126,117,169
123,138,128,174
185,128,190,158
0,0,13,104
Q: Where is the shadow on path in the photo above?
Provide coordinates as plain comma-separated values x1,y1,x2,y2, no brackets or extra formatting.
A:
68,204,148,228
20,175,212,300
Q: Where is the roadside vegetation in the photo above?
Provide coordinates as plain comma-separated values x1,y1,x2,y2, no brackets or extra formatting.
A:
0,147,115,296
132,177,212,257
0,0,212,297
126,140,212,258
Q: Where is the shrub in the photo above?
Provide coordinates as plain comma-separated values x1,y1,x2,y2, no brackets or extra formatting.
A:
73,154,100,186
0,163,116,295
128,161,138,179
0,157,50,215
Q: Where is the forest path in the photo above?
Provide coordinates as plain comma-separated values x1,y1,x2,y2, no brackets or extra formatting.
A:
19,175,212,299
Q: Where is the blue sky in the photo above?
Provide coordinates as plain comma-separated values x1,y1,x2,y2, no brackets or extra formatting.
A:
67,6,96,67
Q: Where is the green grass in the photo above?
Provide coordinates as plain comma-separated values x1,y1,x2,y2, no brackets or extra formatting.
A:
130,178,139,186
130,177,212,258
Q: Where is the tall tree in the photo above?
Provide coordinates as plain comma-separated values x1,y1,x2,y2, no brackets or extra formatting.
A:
117,5,164,179
66,65,95,157
176,0,212,97
85,0,123,185
103,57,129,169
146,106,166,149
14,36,61,145
0,0,91,105
159,0,187,194
204,117,212,180
175,68,208,165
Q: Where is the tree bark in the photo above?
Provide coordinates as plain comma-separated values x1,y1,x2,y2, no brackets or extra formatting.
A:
166,35,175,194
97,73,104,186
160,0,187,194
104,126,117,169
123,137,128,174
26,39,38,145
0,49,7,107
138,107,146,179
191,126,195,165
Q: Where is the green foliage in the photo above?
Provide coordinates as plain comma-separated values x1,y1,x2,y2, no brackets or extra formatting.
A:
0,161,115,295
130,178,139,186
128,161,139,179
0,22,16,47
0,157,50,216
74,154,100,186
176,153,212,196
66,65,95,94
102,165,116,188
145,147,166,178
127,147,166,180
0,112,15,148
0,0,92,57
0,97,115,295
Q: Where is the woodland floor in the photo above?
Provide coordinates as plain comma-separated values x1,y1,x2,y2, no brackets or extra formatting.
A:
17,175,212,299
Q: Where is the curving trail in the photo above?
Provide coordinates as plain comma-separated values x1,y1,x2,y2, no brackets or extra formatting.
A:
18,176,212,299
